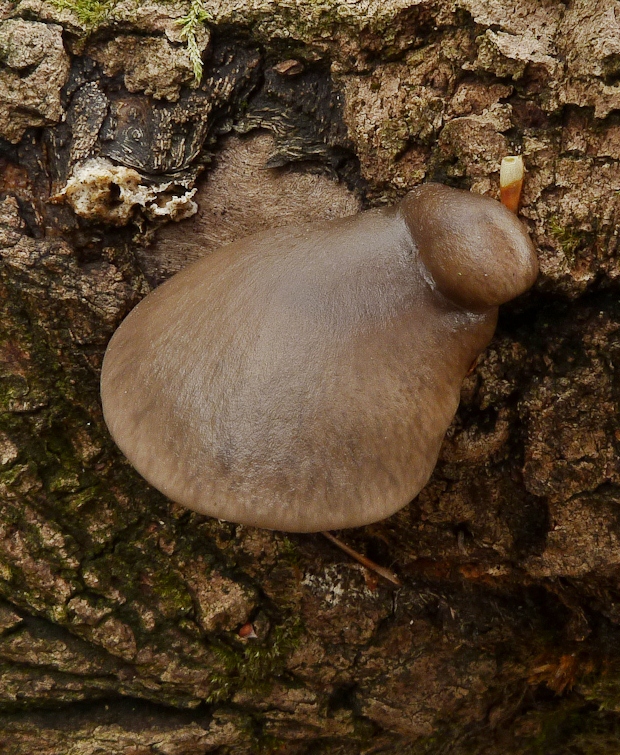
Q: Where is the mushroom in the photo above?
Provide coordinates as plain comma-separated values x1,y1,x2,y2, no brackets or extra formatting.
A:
101,182,537,533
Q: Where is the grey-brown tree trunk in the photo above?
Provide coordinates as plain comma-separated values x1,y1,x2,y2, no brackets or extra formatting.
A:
1,1,620,753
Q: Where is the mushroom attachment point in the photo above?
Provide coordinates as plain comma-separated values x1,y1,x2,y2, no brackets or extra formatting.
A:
101,183,538,532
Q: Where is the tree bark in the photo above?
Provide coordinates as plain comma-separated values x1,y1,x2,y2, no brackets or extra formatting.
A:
1,0,620,753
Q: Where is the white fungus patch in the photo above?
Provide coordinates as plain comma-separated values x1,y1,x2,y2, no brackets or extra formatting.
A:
54,157,197,226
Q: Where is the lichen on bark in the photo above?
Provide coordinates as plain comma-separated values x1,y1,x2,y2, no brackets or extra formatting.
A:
1,0,620,753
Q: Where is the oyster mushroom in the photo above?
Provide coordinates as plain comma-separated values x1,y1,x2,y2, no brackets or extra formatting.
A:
100,182,537,533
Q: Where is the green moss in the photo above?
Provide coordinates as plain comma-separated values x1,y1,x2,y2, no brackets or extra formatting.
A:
48,0,211,83
85,543,196,622
207,616,303,703
530,702,609,755
42,0,428,88
49,0,118,28
392,702,620,755
0,462,29,488
1,263,192,611
250,731,285,754
46,468,82,494
582,664,620,713
151,569,196,617
277,536,301,568
549,217,587,263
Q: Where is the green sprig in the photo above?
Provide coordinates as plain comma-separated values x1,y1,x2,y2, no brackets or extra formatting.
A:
178,0,212,84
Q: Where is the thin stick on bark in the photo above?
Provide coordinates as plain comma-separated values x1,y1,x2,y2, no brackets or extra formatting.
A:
322,531,402,586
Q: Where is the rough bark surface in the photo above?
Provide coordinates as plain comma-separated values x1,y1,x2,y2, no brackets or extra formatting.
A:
1,0,620,753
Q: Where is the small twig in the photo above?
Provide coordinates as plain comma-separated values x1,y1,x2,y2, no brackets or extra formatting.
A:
321,531,402,587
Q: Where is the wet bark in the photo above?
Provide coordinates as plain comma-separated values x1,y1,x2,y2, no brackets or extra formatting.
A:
1,1,620,753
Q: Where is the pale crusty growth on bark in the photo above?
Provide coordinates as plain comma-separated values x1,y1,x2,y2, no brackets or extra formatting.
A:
56,157,199,225
1,0,620,753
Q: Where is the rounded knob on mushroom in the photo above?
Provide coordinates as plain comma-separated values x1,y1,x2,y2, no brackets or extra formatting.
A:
401,183,538,311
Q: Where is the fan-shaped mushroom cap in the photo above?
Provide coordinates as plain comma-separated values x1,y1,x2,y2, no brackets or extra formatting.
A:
101,183,537,532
